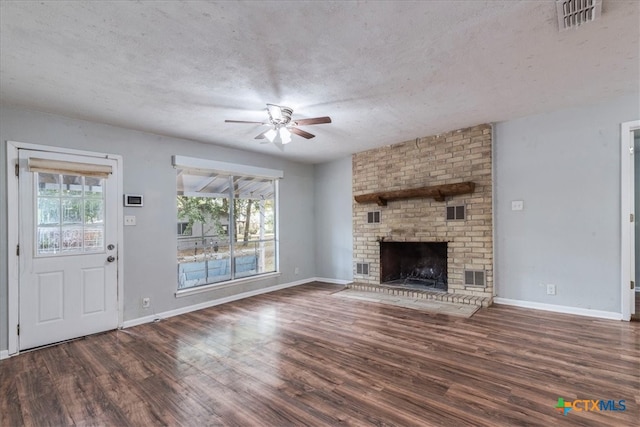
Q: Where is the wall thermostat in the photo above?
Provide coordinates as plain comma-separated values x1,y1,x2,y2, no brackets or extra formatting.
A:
124,194,144,207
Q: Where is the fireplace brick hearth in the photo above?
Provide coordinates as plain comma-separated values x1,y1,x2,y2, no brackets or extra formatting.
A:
352,124,493,302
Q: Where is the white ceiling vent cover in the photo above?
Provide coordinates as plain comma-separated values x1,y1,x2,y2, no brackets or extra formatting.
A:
556,0,602,31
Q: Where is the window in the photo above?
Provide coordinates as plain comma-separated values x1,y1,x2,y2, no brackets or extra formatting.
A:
174,156,280,290
177,222,191,236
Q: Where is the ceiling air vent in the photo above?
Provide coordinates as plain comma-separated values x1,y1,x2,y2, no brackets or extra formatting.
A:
556,0,602,31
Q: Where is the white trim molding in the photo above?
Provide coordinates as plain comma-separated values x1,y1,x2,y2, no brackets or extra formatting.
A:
313,277,352,285
494,298,623,321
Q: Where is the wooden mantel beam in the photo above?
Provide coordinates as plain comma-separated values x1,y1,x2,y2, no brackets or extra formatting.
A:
354,181,475,205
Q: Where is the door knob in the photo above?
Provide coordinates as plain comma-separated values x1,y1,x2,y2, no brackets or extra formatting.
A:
107,256,116,263
107,244,115,250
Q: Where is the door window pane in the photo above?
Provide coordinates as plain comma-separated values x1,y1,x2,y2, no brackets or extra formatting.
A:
84,226,104,251
84,177,103,198
38,173,61,196
84,199,104,224
61,227,83,252
62,198,83,224
35,173,105,256
62,175,83,197
37,227,60,254
38,198,60,225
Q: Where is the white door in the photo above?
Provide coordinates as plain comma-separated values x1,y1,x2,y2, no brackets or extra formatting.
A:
622,120,640,320
18,149,119,350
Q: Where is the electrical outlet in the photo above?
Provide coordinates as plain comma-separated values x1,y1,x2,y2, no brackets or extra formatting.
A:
142,297,150,308
546,284,556,295
511,200,524,211
124,215,136,226
294,267,299,275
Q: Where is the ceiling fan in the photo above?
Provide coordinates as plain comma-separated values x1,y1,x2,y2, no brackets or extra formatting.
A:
225,104,332,145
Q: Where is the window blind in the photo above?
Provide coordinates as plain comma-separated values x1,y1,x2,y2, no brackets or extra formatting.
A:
28,157,112,178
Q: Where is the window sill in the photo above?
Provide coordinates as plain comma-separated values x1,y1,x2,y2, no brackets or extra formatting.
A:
175,271,281,298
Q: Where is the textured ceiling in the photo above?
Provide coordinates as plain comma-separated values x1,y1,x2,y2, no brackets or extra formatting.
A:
1,1,638,163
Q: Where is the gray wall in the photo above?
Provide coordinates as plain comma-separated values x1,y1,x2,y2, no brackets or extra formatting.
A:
314,156,353,281
494,94,639,312
0,105,317,351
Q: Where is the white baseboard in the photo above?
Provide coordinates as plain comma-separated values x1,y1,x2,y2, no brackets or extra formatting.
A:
0,350,9,360
493,298,623,321
122,277,315,329
312,277,352,285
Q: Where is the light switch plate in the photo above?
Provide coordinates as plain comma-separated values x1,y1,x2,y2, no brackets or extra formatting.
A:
124,215,136,226
511,200,524,211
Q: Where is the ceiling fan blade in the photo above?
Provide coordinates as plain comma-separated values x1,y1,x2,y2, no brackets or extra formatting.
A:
290,127,315,139
225,120,267,124
293,116,332,126
254,130,269,139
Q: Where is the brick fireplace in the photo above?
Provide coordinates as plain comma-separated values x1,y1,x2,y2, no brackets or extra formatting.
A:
352,124,493,301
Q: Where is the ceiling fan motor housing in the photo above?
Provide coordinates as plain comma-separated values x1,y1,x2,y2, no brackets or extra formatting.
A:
267,104,293,126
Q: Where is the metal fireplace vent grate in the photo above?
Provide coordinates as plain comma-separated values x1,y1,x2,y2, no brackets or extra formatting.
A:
356,262,370,276
367,211,381,224
446,204,466,221
464,270,486,288
556,0,602,31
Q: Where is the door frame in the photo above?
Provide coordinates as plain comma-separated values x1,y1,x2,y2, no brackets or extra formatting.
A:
6,141,124,355
621,120,640,321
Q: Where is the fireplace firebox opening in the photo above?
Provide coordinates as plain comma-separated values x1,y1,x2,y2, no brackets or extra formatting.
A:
380,242,447,291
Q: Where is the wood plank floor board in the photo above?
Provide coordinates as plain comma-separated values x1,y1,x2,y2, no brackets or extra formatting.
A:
331,381,442,427
15,367,74,427
187,358,340,426
0,374,24,427
179,372,268,426
1,282,638,426
123,338,202,383
92,370,152,413
51,372,131,427
136,373,220,426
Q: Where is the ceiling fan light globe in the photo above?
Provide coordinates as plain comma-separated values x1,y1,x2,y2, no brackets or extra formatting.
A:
279,127,292,144
267,104,283,121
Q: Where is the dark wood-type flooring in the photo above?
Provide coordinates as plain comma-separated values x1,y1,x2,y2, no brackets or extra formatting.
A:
633,294,640,321
1,282,638,426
